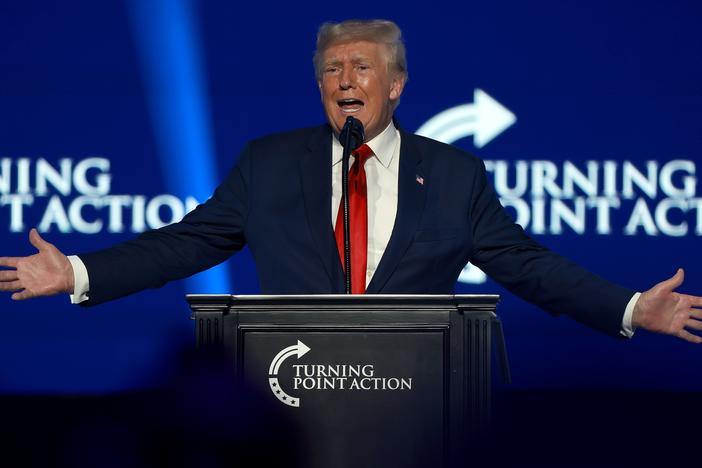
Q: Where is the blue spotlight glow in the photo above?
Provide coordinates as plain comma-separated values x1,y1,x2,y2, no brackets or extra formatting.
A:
128,0,231,293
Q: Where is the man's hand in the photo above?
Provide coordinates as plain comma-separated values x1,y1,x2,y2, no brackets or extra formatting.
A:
0,228,74,300
633,269,702,343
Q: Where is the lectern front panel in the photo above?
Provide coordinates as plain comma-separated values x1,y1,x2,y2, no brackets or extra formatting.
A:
241,328,446,468
187,294,500,468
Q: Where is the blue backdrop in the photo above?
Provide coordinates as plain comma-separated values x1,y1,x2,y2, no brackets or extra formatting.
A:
1,0,700,393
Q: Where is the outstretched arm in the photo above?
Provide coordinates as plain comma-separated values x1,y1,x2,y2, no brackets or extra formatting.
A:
633,269,702,343
0,229,74,300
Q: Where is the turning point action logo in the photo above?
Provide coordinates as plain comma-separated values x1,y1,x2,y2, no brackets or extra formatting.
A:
418,88,702,285
268,340,413,408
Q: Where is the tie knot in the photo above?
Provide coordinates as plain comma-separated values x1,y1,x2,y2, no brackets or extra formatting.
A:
352,144,374,166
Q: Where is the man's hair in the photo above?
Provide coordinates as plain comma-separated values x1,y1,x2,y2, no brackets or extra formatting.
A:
313,19,408,82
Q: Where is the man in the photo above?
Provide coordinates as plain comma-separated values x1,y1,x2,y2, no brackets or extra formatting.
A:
1,20,700,342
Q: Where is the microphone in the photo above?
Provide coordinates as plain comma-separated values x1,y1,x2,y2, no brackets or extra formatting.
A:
339,116,365,152
339,117,364,294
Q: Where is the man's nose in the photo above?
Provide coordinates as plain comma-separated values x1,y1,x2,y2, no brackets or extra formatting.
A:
339,68,355,89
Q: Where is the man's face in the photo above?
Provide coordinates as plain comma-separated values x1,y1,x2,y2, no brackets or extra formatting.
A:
318,40,405,142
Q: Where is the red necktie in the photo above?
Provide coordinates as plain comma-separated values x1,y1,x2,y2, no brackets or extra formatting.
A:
335,144,374,294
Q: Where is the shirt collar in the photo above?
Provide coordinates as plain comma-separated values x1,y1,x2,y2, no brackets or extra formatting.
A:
332,120,399,168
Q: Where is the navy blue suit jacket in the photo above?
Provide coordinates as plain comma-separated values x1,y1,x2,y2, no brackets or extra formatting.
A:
80,124,634,337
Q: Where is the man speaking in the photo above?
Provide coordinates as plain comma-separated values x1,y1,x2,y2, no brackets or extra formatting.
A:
1,19,700,342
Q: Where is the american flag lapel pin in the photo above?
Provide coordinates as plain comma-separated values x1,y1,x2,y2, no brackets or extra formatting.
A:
415,174,425,185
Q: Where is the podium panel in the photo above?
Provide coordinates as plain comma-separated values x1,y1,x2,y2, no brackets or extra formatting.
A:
187,294,500,468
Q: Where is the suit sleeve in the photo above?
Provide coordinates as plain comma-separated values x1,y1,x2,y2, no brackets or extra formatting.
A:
467,159,634,337
77,145,252,306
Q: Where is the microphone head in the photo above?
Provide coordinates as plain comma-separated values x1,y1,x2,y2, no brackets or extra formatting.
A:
339,117,365,151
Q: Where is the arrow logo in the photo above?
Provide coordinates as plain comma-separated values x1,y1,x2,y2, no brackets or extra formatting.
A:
415,88,516,148
268,340,311,407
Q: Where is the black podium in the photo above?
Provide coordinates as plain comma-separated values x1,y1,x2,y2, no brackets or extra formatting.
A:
187,294,502,468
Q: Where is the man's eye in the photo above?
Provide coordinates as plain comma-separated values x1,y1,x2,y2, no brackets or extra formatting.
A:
325,67,339,74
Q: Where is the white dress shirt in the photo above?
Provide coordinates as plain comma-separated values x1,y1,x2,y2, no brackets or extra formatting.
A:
68,120,637,337
331,122,401,288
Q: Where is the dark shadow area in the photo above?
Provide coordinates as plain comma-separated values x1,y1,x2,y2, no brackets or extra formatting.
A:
477,389,700,467
1,348,304,468
4,348,699,468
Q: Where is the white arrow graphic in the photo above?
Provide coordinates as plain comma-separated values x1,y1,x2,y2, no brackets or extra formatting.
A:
269,340,311,375
415,88,516,148
268,340,311,408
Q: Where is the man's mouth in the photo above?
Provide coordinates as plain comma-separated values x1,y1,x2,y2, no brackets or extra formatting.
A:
337,98,364,113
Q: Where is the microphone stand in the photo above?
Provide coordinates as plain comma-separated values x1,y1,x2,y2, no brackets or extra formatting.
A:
341,125,353,294
339,117,363,294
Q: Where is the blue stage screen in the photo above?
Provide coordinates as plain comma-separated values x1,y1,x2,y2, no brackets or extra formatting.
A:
0,0,700,393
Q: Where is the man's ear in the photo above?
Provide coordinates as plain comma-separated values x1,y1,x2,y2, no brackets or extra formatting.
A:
389,74,406,101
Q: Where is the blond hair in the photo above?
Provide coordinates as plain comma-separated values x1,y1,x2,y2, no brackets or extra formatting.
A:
313,19,408,82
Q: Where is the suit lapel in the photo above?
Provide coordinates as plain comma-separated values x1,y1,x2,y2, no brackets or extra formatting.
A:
366,130,426,293
300,125,344,291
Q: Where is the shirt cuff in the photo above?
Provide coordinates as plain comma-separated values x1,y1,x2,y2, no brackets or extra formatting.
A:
620,292,641,338
67,255,90,304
